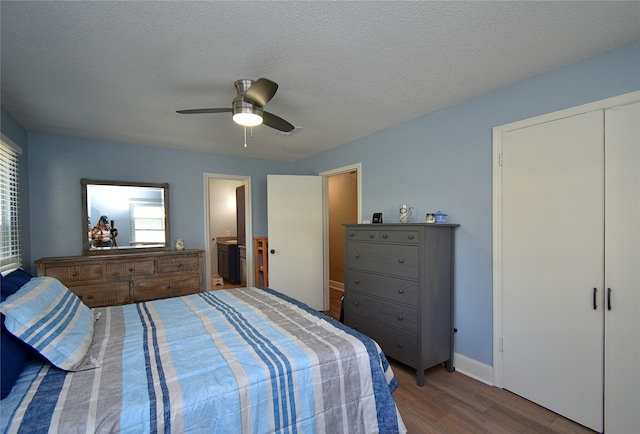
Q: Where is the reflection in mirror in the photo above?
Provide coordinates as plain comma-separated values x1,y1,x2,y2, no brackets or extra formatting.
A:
81,179,170,255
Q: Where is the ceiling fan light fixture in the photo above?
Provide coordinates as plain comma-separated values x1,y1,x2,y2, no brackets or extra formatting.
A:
233,111,263,127
232,97,264,127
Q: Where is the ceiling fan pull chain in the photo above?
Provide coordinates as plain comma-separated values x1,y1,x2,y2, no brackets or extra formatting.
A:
250,126,254,142
244,126,248,148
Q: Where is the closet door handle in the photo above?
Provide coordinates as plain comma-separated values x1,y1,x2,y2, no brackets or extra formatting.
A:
607,288,612,311
593,288,598,310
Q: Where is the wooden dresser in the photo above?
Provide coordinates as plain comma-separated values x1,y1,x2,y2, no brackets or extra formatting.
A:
343,224,457,386
35,250,204,308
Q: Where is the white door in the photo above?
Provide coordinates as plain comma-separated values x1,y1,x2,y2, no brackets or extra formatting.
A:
267,175,325,310
604,102,640,434
501,112,604,431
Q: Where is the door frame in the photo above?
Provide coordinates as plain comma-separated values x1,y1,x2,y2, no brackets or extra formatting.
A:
320,163,362,309
203,173,253,289
492,90,639,387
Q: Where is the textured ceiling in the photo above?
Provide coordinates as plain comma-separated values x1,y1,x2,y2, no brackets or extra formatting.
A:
1,1,639,162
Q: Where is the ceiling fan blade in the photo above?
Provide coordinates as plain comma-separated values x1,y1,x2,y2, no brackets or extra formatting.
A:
263,111,294,132
244,78,278,107
176,108,232,114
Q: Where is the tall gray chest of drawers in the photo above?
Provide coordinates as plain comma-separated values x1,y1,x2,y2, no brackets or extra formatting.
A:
343,223,457,386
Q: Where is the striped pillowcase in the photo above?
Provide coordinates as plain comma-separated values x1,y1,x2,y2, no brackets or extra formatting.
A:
0,277,98,371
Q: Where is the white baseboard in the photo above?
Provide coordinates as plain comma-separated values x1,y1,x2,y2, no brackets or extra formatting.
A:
453,352,494,386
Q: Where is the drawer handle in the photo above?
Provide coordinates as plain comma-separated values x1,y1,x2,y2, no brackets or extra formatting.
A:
397,315,403,321
382,234,388,238
398,259,404,264
398,289,404,294
369,233,374,238
408,235,414,240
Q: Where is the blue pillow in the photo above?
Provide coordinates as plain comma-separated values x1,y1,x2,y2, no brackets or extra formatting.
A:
0,277,98,372
0,269,34,399
1,315,32,399
1,268,33,300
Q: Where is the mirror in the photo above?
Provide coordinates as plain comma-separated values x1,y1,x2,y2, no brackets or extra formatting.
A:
81,179,170,255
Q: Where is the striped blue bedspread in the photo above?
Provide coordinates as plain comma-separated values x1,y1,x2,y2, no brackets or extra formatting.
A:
2,287,406,433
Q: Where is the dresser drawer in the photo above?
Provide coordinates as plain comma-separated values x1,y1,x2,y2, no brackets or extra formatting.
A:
157,255,200,273
345,313,417,366
347,270,418,305
69,281,131,308
347,229,379,241
133,274,201,302
347,242,419,279
378,229,419,244
345,292,417,334
43,263,103,283
105,259,155,278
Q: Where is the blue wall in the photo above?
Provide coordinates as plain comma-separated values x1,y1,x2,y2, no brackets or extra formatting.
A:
2,40,639,369
297,40,640,366
26,134,294,264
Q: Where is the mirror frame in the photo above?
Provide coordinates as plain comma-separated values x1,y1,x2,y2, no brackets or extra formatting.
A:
81,179,170,256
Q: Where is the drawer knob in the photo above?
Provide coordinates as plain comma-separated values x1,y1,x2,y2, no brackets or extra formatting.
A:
382,234,388,238
72,272,78,277
398,259,404,264
408,235,414,240
355,254,360,259
349,233,355,237
397,315,403,321
369,233,374,238
398,289,404,294
177,263,182,267
397,342,403,348
354,279,360,284
129,268,134,272
354,302,359,307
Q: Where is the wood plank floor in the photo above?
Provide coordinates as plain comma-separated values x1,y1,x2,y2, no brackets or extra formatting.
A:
324,288,595,434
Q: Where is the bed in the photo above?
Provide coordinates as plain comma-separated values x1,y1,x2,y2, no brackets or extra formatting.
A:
1,275,407,433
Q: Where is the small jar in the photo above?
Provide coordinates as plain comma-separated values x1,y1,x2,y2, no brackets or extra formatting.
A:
434,211,448,224
175,239,185,250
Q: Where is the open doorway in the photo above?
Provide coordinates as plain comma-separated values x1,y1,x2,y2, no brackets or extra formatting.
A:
204,173,253,291
321,163,361,309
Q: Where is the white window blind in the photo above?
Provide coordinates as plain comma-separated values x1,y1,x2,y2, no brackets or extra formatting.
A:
130,203,165,244
0,139,21,273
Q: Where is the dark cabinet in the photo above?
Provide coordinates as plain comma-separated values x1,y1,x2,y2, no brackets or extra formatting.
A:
217,242,240,284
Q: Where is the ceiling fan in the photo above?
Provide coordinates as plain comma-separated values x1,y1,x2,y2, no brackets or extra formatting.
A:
177,78,294,132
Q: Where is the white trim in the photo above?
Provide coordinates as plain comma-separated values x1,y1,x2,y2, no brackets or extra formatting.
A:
203,173,253,290
492,90,640,388
320,163,362,310
454,352,494,386
320,162,362,223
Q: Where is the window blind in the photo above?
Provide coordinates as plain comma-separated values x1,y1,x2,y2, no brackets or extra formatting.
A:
0,140,21,273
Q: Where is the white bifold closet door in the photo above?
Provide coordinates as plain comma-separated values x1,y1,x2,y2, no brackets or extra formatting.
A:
501,111,604,432
603,102,639,434
501,101,639,433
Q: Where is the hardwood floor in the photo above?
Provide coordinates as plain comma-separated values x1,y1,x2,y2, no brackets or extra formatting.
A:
324,288,595,434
